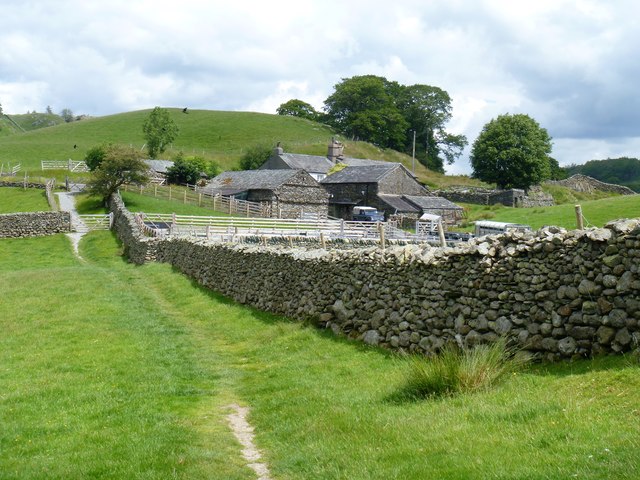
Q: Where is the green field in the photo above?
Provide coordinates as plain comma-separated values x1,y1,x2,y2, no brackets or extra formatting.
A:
0,108,483,189
0,187,50,213
2,183,640,478
459,194,640,231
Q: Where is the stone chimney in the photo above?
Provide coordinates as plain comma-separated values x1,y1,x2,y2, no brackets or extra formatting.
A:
327,137,344,163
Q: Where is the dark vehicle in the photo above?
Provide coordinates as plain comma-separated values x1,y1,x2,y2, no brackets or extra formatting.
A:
352,206,385,222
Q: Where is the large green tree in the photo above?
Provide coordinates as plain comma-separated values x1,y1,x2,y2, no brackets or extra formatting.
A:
88,144,149,203
322,75,466,172
142,107,179,158
470,113,553,190
276,99,319,121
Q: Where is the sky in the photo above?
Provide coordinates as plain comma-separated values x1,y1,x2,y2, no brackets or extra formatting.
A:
1,0,639,174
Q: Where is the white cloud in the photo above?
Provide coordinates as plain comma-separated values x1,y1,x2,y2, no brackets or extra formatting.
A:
1,0,639,172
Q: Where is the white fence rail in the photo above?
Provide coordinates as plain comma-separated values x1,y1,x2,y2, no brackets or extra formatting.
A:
0,163,21,176
41,160,89,172
124,183,272,218
77,214,114,231
134,212,418,242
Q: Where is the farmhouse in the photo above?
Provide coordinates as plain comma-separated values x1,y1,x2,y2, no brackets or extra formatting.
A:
261,139,388,181
199,169,329,218
261,139,463,222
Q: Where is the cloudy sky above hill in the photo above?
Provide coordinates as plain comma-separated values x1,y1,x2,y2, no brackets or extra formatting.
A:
1,0,638,173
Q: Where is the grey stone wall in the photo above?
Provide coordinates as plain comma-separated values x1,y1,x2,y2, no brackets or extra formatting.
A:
378,168,428,196
151,220,639,361
109,194,160,264
109,195,640,360
547,175,637,195
0,212,71,238
436,187,554,208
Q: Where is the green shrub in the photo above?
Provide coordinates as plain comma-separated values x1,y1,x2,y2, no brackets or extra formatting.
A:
400,338,525,399
239,144,272,170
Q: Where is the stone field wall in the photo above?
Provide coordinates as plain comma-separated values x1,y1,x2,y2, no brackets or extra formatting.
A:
0,211,71,238
109,194,640,360
547,174,637,195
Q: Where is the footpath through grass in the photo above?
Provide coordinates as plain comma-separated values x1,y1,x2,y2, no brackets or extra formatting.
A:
1,232,639,478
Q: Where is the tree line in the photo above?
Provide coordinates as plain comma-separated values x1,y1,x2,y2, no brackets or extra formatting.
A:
278,76,564,189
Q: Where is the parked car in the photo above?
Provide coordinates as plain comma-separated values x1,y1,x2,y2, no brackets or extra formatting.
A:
352,206,385,222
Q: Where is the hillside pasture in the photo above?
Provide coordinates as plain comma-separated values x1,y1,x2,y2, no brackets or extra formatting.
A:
0,108,488,189
0,187,50,213
1,228,639,478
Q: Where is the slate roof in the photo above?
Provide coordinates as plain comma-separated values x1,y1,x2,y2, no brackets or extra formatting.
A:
273,152,387,174
320,164,399,184
203,169,301,192
377,194,420,213
278,153,335,174
144,160,174,174
403,195,463,210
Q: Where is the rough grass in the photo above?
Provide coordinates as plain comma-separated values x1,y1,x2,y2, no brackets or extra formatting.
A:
0,187,50,213
458,194,640,231
398,339,525,399
1,232,640,478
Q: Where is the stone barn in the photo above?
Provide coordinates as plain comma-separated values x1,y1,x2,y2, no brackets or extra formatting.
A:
200,169,329,218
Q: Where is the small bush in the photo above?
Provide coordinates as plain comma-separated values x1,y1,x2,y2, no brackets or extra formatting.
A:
400,339,525,399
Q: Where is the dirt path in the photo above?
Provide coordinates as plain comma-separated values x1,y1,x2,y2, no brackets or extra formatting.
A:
56,192,87,260
226,404,272,480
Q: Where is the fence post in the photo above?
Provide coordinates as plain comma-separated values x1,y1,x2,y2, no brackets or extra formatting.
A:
140,184,143,195
198,193,202,207
438,219,446,247
320,232,326,249
575,205,584,230
154,185,158,197
378,222,386,250
169,186,172,200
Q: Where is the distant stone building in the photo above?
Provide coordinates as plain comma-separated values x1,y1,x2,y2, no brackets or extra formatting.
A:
199,169,329,218
261,139,464,223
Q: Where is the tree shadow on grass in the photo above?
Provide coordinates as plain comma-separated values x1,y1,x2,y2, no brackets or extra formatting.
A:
173,265,397,359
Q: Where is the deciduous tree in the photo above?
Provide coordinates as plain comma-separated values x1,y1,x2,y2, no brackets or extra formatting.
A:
323,75,466,172
142,107,179,158
276,99,319,121
87,144,149,204
470,113,552,190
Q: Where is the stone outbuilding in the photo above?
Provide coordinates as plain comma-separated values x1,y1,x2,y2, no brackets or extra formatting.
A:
199,169,329,218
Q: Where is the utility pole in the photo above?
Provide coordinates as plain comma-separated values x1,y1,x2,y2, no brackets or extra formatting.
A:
411,130,416,174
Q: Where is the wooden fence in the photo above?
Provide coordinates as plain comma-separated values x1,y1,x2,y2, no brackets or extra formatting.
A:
77,214,114,231
0,163,21,176
134,212,428,243
41,160,89,172
122,183,272,218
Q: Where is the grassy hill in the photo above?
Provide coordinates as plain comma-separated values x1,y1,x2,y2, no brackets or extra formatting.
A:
0,112,66,137
0,108,483,188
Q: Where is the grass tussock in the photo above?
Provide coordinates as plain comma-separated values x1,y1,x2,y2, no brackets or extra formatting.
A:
400,339,526,399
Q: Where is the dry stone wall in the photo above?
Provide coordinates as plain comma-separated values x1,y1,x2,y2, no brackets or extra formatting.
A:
109,193,640,360
547,174,637,195
0,212,71,238
109,194,160,263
